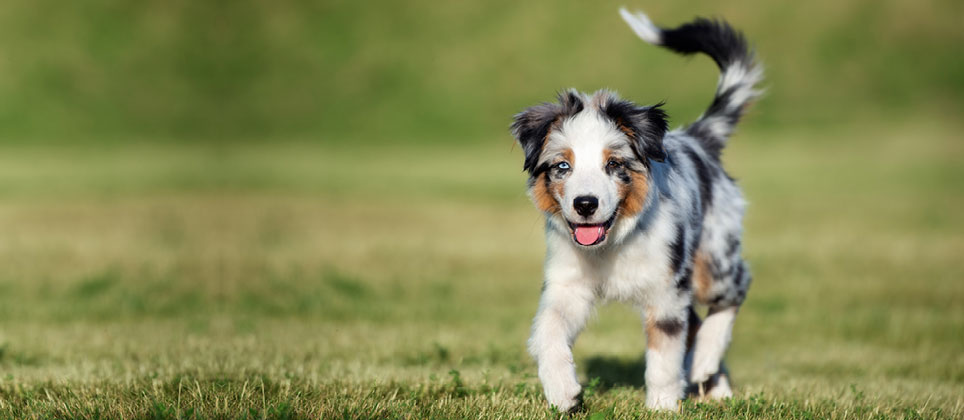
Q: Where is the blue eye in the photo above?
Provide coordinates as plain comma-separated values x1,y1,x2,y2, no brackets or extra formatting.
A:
556,162,570,170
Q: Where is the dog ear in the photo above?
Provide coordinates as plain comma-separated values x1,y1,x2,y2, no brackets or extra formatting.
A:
511,90,584,174
602,99,669,163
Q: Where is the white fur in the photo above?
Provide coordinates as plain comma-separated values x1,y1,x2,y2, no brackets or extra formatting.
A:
531,211,687,411
619,8,662,45
527,232,596,411
689,306,738,383
719,63,765,112
706,371,733,399
522,8,760,413
526,104,751,411
695,115,733,140
644,333,686,410
547,111,626,226
529,111,701,411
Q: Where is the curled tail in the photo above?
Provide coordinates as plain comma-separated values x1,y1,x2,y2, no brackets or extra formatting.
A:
619,8,763,158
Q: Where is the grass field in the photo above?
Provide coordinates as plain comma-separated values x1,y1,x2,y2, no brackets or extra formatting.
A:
0,0,962,418
0,117,961,419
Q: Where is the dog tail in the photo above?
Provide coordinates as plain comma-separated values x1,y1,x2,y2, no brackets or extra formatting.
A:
619,8,763,158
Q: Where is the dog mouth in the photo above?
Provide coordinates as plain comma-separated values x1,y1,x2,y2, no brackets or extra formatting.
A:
567,213,616,246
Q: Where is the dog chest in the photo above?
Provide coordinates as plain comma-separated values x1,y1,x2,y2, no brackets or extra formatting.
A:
570,233,674,304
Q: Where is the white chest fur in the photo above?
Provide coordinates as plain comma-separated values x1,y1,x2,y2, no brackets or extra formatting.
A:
544,213,676,306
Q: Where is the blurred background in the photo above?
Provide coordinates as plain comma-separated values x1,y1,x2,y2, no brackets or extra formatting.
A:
2,0,962,143
0,0,961,418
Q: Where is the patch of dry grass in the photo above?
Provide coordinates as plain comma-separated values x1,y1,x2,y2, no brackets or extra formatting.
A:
0,119,962,418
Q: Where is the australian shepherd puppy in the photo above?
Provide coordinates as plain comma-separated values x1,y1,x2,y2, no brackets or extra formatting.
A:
510,9,763,412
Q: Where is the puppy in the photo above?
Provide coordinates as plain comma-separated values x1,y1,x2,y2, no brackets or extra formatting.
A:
510,8,762,412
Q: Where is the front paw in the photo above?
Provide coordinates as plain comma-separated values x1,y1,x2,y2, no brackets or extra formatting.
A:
645,394,679,411
688,350,720,384
645,384,682,411
541,374,582,413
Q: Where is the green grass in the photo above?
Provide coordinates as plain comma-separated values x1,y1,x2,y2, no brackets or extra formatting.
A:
0,1,961,417
0,0,961,143
0,117,961,419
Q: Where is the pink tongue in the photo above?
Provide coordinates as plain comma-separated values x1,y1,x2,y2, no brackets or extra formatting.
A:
574,225,605,245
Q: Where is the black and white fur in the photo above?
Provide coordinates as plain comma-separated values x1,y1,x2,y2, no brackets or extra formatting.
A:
510,9,762,412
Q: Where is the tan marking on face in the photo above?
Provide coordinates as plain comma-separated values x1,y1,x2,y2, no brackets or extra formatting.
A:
530,172,559,213
529,147,572,214
618,170,649,217
546,148,573,207
608,147,651,218
560,148,574,164
550,175,565,202
693,250,713,303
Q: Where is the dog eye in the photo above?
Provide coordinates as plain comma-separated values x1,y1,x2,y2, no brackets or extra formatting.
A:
555,162,571,171
607,159,622,169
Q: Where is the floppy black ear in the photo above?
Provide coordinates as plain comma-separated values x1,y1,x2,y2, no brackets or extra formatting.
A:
511,90,584,174
602,99,669,163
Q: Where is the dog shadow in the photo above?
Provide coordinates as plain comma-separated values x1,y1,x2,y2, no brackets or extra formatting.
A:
582,355,647,391
583,355,720,398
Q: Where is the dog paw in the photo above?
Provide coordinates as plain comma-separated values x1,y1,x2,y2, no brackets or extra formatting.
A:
704,372,733,400
543,378,582,413
688,352,720,384
645,390,680,411
645,381,683,411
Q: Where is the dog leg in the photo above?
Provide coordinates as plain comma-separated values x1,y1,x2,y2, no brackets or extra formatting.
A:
689,305,738,385
703,362,733,399
644,305,689,411
528,279,594,413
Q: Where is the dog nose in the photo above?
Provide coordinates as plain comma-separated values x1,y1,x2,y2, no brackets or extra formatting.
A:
573,195,599,217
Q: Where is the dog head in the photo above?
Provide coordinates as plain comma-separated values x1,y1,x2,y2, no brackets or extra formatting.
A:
511,90,668,248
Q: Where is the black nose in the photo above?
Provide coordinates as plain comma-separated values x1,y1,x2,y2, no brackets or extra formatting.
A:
573,195,599,217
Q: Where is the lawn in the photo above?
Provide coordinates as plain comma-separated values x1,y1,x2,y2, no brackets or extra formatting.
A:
0,117,961,419
0,0,962,418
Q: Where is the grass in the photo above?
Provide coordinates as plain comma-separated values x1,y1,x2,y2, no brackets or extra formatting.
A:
0,0,961,418
0,0,961,142
0,116,962,419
